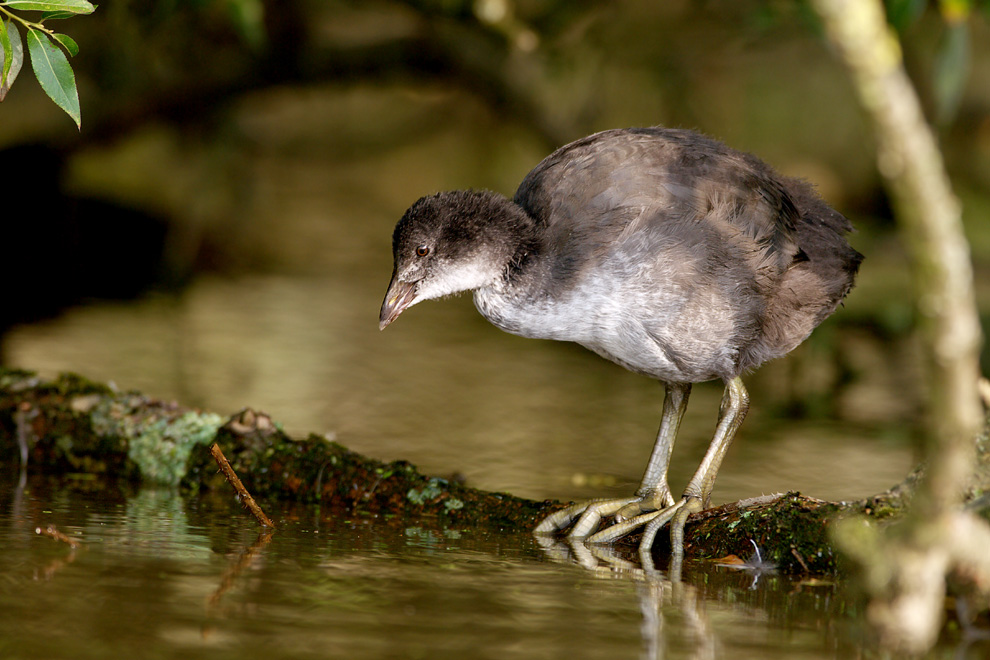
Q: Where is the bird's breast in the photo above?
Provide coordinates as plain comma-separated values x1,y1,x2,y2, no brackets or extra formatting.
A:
472,276,729,383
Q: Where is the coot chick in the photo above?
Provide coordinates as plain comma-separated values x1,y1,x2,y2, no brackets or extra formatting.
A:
380,127,862,561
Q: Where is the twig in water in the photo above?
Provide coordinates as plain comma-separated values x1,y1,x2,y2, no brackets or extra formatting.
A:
35,524,80,548
209,443,275,529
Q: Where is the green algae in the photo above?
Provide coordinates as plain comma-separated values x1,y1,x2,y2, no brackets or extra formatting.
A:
90,399,225,485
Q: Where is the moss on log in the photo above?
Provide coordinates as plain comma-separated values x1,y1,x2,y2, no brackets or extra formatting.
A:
0,369,551,530
0,368,947,575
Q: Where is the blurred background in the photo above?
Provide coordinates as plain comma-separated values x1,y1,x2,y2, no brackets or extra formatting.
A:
1,0,988,505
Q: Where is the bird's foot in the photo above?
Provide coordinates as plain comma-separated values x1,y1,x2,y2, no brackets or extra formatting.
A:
535,494,705,568
534,496,639,538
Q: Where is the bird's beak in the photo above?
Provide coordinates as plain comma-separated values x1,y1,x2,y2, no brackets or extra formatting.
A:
379,278,418,330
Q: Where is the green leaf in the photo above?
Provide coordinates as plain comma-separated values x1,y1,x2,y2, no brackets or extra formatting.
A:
26,27,79,128
0,20,24,101
0,19,11,90
52,32,77,56
42,10,84,20
1,0,95,14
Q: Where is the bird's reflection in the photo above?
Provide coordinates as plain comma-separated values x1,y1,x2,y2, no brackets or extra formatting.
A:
535,534,718,660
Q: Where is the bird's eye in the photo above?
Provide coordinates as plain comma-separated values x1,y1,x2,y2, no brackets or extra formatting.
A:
416,245,430,257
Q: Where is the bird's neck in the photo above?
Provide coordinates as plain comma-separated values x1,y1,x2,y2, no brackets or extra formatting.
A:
473,194,541,287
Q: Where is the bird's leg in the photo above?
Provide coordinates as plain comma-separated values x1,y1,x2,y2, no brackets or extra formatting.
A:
534,382,690,539
667,376,749,561
585,377,748,559
616,382,691,519
680,376,749,508
536,378,748,564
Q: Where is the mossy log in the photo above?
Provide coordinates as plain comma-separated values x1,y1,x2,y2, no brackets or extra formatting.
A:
2,368,975,576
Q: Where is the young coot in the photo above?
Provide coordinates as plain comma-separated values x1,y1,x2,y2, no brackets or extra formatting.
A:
380,127,862,561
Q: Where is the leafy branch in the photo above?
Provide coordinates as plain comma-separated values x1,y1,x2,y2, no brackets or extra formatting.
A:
0,0,96,129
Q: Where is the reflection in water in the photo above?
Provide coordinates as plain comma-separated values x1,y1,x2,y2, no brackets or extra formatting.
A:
533,534,736,660
31,524,82,582
668,581,716,660
537,532,785,660
2,476,989,659
637,575,715,660
208,529,275,610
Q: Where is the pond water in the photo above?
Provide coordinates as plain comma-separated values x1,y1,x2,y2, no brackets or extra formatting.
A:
6,473,985,660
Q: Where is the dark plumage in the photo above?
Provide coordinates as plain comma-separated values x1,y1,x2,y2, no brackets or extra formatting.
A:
380,127,862,562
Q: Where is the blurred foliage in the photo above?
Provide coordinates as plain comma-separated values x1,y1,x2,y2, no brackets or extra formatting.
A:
2,0,984,138
884,0,990,124
1,1,988,309
2,0,988,263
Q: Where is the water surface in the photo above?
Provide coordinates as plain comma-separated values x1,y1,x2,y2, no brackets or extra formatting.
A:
5,475,966,660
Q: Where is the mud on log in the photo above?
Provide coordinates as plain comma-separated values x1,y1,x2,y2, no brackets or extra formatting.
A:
0,368,948,575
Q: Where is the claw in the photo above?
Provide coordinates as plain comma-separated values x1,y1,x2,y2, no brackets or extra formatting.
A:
534,497,638,537
586,508,664,544
534,495,703,571
615,490,675,523
533,502,587,534
668,496,704,562
534,495,677,547
569,498,636,538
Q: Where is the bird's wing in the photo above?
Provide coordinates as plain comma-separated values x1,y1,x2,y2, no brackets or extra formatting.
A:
513,128,804,282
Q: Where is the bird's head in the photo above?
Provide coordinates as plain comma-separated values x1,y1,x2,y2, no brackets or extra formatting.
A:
379,190,529,330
